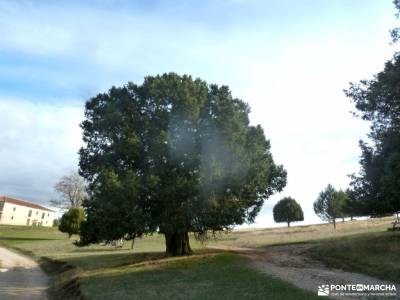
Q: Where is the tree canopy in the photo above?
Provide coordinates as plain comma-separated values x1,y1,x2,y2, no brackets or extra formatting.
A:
59,207,85,238
51,171,87,209
345,53,400,218
390,0,400,43
273,197,303,227
342,188,364,220
78,73,287,256
313,185,345,229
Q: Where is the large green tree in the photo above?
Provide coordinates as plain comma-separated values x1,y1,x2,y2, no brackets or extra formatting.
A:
345,2,400,220
342,188,364,220
345,54,400,219
273,197,304,227
79,73,286,256
313,185,345,229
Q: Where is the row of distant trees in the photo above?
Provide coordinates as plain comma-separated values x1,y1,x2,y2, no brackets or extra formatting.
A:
314,185,357,229
272,186,358,229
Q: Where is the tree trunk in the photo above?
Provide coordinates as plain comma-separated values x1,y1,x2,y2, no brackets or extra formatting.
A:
287,221,290,227
130,233,136,250
342,217,345,222
351,216,354,221
333,218,336,229
164,232,192,256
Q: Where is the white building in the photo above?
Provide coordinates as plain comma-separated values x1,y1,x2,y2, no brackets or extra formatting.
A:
0,196,55,227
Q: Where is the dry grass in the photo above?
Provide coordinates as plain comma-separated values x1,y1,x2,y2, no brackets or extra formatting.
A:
208,216,396,248
308,231,400,282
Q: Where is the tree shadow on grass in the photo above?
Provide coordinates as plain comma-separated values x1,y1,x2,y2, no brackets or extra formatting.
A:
0,237,58,241
64,248,223,271
70,247,133,253
63,251,166,270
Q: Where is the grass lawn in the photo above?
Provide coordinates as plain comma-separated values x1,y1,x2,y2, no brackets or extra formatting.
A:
0,225,319,300
80,253,320,300
307,231,400,283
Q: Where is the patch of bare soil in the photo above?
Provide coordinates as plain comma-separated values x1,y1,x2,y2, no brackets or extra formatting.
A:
210,244,399,300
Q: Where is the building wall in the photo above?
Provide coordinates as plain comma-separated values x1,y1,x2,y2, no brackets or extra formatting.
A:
0,201,4,222
0,202,55,227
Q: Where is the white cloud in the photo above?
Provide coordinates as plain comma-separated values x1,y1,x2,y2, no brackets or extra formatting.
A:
0,98,83,206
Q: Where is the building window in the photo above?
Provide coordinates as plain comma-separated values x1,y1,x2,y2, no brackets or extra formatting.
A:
28,210,32,217
13,207,16,211
41,212,45,219
47,213,50,217
11,216,13,220
36,211,39,215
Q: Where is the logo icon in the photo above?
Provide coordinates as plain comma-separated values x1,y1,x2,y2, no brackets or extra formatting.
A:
318,285,330,296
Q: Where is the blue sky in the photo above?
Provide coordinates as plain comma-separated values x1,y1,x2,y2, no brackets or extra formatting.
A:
0,0,398,226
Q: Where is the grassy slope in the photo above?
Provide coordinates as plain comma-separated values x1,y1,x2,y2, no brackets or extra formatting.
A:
81,253,320,300
208,216,395,248
208,216,400,283
307,231,400,283
0,225,319,300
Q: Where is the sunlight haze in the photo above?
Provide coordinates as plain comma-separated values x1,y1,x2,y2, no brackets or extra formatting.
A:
0,0,398,227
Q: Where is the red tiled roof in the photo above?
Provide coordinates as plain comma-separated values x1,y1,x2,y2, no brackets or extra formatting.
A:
0,196,54,212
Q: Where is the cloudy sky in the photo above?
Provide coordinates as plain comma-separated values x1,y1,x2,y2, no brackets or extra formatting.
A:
0,0,398,226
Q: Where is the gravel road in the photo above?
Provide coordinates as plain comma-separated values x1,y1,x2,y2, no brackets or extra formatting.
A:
0,247,48,300
210,243,399,300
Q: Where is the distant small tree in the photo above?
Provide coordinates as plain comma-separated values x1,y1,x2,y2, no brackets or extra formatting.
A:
51,171,87,209
342,188,364,221
335,190,349,222
273,197,304,227
314,185,345,229
52,218,61,227
59,207,85,238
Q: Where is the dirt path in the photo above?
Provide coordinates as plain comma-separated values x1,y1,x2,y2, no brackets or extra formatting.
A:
210,243,399,300
0,247,48,300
